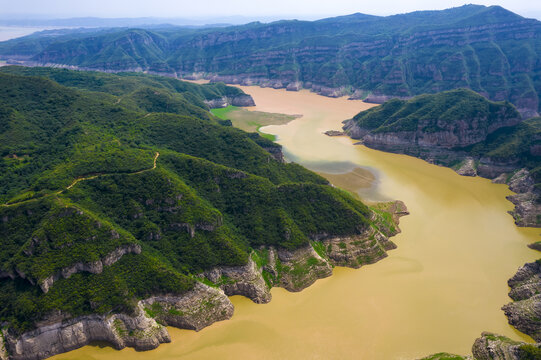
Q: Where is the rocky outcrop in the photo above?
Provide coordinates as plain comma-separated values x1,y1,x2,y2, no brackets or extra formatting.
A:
203,257,271,303
456,158,478,177
3,283,233,360
343,114,520,151
507,261,541,302
200,200,407,296
259,200,407,291
2,202,407,360
0,331,8,360
471,332,528,360
322,231,394,269
203,94,255,109
261,145,285,163
39,244,142,293
418,353,471,360
286,82,302,91
364,94,411,104
324,130,346,136
503,261,541,342
271,245,333,292
4,302,170,360
141,282,234,330
504,170,541,228
344,116,540,228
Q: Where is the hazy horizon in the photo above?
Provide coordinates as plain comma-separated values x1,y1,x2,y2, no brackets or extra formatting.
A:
1,1,540,23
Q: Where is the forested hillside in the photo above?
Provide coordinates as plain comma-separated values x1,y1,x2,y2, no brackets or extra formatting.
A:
1,5,539,116
0,68,399,356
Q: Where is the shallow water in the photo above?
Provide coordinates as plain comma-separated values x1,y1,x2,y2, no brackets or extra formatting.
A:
0,26,58,41
54,87,540,360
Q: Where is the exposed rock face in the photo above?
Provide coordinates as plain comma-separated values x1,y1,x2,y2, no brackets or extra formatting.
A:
4,302,170,360
324,130,346,136
0,330,8,360
286,82,302,91
364,94,411,104
201,201,408,295
456,158,477,177
142,282,234,330
344,117,540,228
39,244,142,293
471,332,528,360
321,228,396,269
503,261,541,342
505,170,541,228
343,112,520,151
230,94,256,107
318,202,407,269
204,257,271,303
264,201,407,291
507,261,541,302
3,283,232,360
261,145,285,163
3,202,407,360
273,245,333,292
203,94,255,109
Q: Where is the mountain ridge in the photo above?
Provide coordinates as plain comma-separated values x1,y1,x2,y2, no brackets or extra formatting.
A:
1,5,540,117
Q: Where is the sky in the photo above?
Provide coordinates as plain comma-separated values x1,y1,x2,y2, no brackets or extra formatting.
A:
1,0,540,21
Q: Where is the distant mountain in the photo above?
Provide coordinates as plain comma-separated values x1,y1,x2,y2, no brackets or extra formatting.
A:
0,15,290,28
1,5,540,117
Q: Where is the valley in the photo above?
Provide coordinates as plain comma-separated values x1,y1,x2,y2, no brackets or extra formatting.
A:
50,85,540,360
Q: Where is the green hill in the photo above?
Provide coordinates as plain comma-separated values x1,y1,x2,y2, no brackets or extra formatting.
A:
344,88,537,171
1,5,539,116
0,68,391,340
344,89,541,227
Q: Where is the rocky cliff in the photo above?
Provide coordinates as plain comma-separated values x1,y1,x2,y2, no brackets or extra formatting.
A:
39,244,142,293
203,94,255,108
3,5,537,116
1,200,407,360
200,200,408,295
471,332,540,360
343,91,541,228
502,261,541,342
2,283,232,360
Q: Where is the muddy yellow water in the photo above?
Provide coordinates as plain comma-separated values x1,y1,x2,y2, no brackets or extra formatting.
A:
54,87,540,360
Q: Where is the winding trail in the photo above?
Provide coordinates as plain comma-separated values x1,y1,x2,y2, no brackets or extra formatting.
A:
2,152,159,207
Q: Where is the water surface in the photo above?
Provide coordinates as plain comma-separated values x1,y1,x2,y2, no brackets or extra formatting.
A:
54,87,540,360
0,26,58,41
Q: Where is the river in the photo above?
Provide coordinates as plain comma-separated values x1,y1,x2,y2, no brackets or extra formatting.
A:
0,26,62,42
53,86,540,359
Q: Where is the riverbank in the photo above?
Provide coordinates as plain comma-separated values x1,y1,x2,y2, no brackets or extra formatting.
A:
4,203,406,360
48,85,540,360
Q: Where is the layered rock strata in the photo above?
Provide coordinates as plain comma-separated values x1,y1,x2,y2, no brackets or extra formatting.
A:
343,119,540,228
502,261,541,342
2,201,407,360
2,283,233,360
202,200,408,296
39,244,142,293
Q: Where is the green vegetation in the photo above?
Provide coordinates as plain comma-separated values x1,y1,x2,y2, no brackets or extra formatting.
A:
350,89,541,189
0,68,382,336
519,344,541,359
0,5,538,114
419,353,467,360
351,89,519,134
211,105,298,141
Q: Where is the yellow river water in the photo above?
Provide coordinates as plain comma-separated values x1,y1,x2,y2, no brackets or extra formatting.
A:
54,87,540,360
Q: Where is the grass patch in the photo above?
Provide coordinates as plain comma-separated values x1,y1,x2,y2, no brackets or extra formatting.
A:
211,106,298,141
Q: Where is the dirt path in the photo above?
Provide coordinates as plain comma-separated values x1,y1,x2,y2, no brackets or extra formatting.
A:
2,152,160,207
